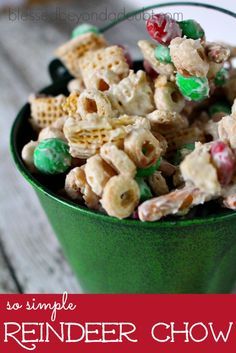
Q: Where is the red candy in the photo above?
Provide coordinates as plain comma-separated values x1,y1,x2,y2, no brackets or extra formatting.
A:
143,60,158,80
210,141,236,185
146,14,182,45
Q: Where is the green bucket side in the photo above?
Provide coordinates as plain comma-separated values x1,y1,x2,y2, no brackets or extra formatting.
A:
36,188,236,293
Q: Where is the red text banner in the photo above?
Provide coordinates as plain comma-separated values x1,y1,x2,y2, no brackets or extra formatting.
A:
0,294,235,353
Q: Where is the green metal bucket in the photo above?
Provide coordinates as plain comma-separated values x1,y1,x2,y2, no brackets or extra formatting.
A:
10,3,236,293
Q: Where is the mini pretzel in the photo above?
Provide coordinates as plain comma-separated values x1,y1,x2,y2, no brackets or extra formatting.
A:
55,32,107,78
207,62,223,80
108,70,155,116
67,78,85,93
173,167,185,188
159,160,177,177
100,143,136,178
77,89,114,119
148,171,169,196
147,110,189,130
79,45,129,88
138,40,174,77
21,140,38,172
205,42,230,64
29,94,66,129
180,142,221,196
169,37,209,77
223,43,236,60
124,128,162,168
84,154,116,197
65,166,100,209
223,194,236,210
138,185,211,222
154,77,185,113
38,126,66,142
218,114,236,149
100,175,140,219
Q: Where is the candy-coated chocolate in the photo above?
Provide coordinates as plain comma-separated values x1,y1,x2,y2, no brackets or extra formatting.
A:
214,68,229,86
154,44,172,63
136,158,161,177
34,138,72,175
72,23,100,38
209,102,231,117
135,177,153,202
146,14,182,45
176,73,209,101
173,143,195,165
211,141,236,185
179,19,205,39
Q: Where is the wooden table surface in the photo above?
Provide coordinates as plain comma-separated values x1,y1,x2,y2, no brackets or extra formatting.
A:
1,2,236,293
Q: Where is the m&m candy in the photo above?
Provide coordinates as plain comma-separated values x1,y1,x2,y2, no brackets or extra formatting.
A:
209,102,231,117
179,19,205,40
136,158,162,177
34,138,72,175
135,177,153,202
214,67,229,86
146,14,182,45
211,141,236,185
176,73,210,101
72,23,100,38
154,44,172,63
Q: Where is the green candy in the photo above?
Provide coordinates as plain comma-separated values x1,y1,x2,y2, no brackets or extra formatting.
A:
209,102,231,117
135,177,153,202
72,23,100,38
214,68,229,86
154,44,172,63
179,19,205,40
176,73,210,102
34,138,72,175
136,158,162,177
173,143,195,165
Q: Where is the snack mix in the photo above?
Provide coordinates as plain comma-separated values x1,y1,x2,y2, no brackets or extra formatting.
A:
22,15,236,221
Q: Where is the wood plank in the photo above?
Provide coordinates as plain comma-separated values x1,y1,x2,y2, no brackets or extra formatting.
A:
0,15,81,293
0,14,68,91
0,252,19,293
